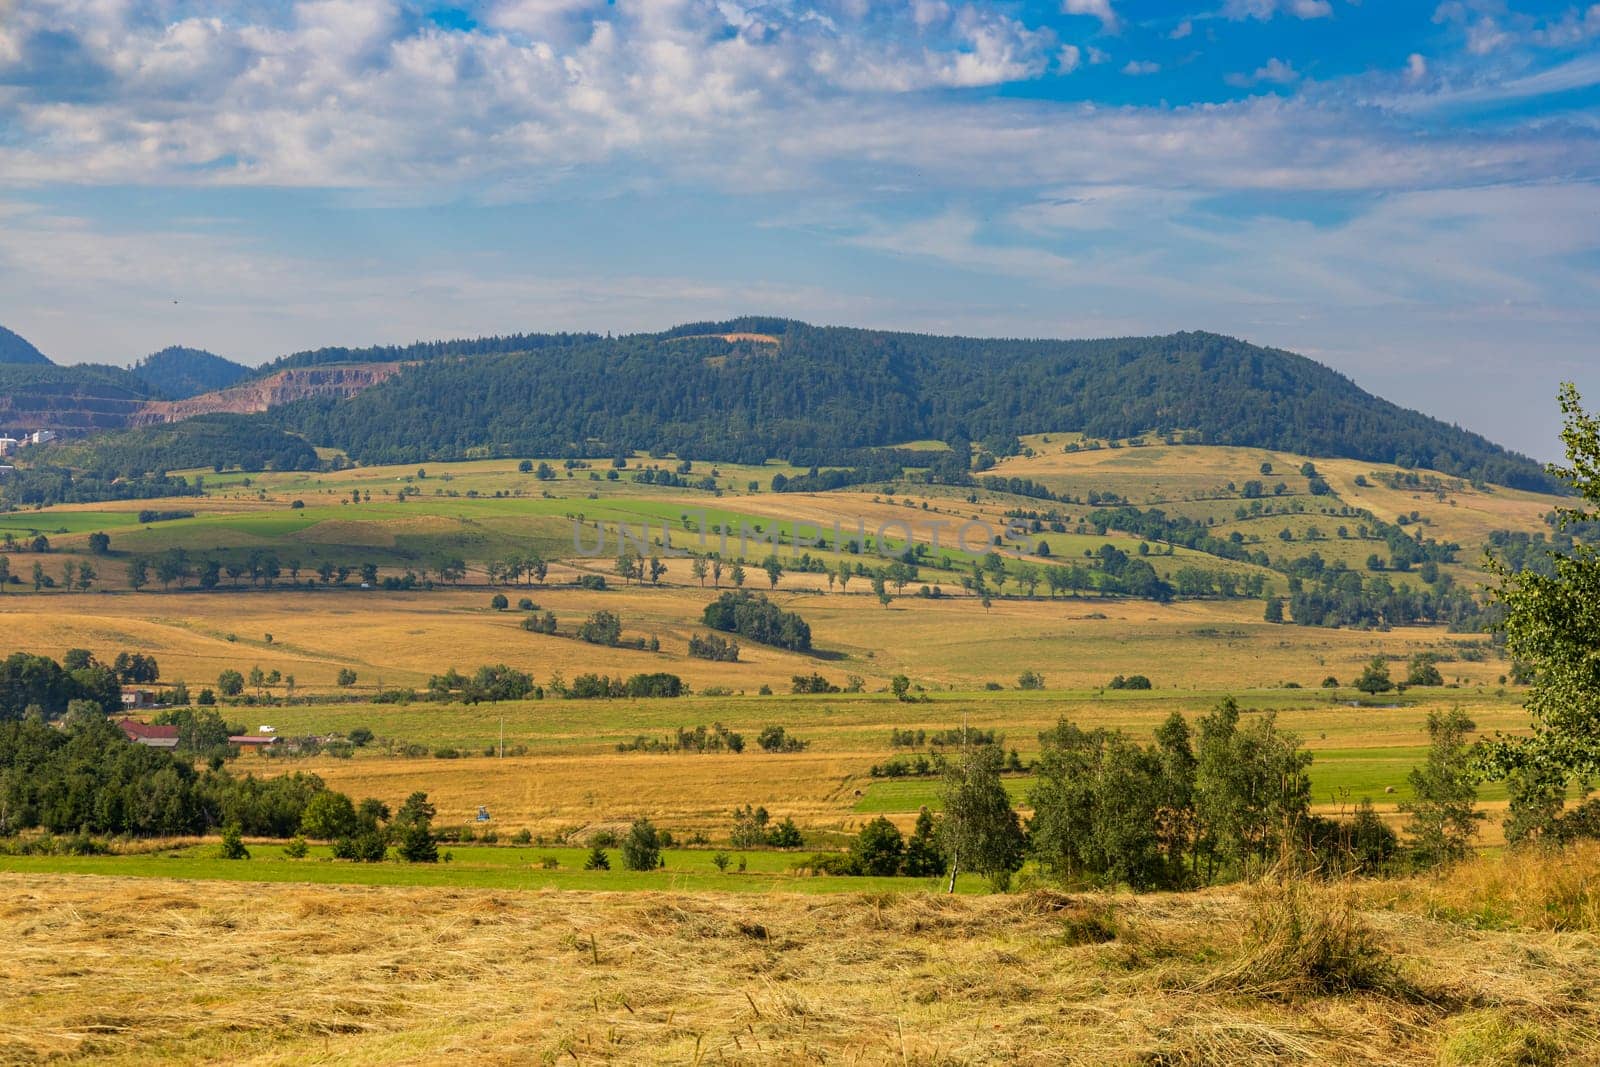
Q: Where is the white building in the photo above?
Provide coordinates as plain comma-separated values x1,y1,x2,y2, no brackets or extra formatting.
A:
0,438,16,456
30,430,56,446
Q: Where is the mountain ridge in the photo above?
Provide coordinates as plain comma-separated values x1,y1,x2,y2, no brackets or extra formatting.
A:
271,319,1553,491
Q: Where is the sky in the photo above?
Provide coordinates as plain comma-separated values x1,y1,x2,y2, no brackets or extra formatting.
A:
1,1,1597,460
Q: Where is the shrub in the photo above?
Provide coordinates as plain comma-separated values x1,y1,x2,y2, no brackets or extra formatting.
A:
282,836,310,859
1106,674,1152,690
688,632,740,662
851,816,905,876
577,610,623,646
792,673,839,694
757,725,808,752
510,828,533,845
583,846,611,871
1017,669,1045,690
576,574,607,591
620,818,663,871
712,851,732,872
335,668,358,687
219,824,249,860
490,593,509,610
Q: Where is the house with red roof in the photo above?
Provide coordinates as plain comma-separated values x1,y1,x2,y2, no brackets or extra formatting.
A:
118,719,180,750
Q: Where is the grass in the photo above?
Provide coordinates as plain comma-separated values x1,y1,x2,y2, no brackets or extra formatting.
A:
0,843,945,894
2,846,1598,1063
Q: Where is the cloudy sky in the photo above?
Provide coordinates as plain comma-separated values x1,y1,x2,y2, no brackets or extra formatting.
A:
1,0,1597,459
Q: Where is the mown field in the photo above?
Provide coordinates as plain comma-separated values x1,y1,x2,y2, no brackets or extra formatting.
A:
3,848,1598,1064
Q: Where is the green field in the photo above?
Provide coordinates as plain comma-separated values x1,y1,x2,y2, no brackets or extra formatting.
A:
0,843,964,894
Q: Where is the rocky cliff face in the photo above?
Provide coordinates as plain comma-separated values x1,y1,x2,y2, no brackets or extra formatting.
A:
130,364,405,425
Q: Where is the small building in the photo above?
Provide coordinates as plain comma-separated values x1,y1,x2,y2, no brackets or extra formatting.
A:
119,719,180,749
120,690,156,710
229,734,278,752
29,430,56,446
0,437,16,456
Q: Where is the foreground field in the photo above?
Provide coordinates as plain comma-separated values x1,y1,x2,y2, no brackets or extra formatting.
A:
3,849,1597,1065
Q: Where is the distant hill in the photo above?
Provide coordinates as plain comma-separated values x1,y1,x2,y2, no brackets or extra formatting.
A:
274,319,1555,491
0,364,154,436
132,346,250,399
0,325,53,366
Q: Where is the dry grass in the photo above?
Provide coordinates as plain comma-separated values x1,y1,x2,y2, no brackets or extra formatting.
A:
3,849,1599,1064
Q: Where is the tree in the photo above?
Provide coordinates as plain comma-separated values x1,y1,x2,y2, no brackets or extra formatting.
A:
761,554,783,589
301,791,360,840
1355,657,1393,695
1194,698,1312,879
1401,707,1481,867
336,668,358,687
729,564,746,588
1481,385,1600,784
583,845,611,871
890,674,911,702
490,593,509,610
577,610,623,646
691,558,708,587
851,816,905,876
902,807,946,877
620,818,663,871
219,824,249,861
0,554,8,591
217,669,244,697
1406,654,1444,688
87,532,110,555
126,558,149,591
938,743,1025,892
1264,597,1285,624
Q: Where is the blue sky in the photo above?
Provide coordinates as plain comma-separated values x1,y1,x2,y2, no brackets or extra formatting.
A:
1,1,1597,459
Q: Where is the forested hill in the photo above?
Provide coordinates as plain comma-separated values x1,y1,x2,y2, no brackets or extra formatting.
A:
132,346,250,399
272,320,1551,490
0,325,52,366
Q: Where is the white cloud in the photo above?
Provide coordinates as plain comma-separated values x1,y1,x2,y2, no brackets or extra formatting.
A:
1121,59,1159,75
1057,45,1082,73
1170,20,1193,40
1227,57,1299,86
1224,0,1332,20
1062,0,1119,32
1405,53,1427,83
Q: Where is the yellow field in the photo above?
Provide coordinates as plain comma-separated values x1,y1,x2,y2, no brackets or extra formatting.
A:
4,849,1598,1064
0,586,1512,694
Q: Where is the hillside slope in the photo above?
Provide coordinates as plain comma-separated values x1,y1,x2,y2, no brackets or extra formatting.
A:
0,325,52,366
276,320,1552,490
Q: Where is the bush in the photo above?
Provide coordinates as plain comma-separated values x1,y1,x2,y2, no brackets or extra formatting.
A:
576,574,607,591
219,824,249,860
620,818,663,871
1106,674,1152,690
688,632,740,662
791,673,839,694
577,610,623,646
517,597,535,611
336,668,358,687
712,851,732,872
757,725,808,752
283,836,310,859
1018,669,1045,690
583,845,611,871
851,816,905,876
490,593,509,610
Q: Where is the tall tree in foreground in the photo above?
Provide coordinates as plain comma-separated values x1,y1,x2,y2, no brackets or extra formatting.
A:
1479,385,1600,834
1401,707,1481,867
938,742,1025,892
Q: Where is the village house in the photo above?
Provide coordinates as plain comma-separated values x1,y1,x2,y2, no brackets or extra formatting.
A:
118,719,179,749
